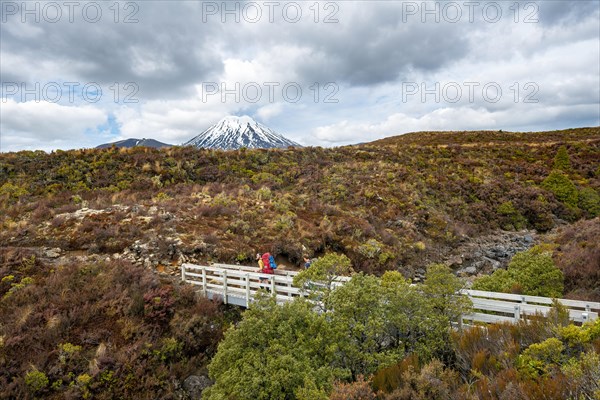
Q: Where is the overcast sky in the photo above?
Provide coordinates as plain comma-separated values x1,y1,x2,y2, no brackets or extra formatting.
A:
1,0,599,151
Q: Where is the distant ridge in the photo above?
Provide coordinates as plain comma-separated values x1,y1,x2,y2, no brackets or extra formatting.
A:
96,138,172,149
365,127,600,147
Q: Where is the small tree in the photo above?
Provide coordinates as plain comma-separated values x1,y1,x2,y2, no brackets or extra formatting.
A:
553,146,571,172
542,170,578,209
509,248,564,297
422,264,472,325
328,273,404,378
578,187,600,217
204,297,345,400
293,253,353,310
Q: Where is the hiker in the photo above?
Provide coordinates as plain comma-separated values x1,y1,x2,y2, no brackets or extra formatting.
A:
257,253,267,285
257,252,274,288
303,256,312,269
261,252,275,275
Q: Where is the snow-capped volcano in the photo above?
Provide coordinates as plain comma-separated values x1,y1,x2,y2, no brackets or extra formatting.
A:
183,116,300,150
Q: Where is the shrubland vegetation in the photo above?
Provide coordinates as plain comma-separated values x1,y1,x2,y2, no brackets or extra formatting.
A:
204,254,600,400
0,248,232,399
205,258,471,399
0,128,598,278
1,128,599,398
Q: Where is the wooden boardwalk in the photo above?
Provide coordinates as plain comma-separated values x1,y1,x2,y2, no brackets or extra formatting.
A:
181,263,599,325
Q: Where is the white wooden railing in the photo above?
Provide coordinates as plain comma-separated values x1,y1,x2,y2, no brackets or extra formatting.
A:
182,263,301,307
461,289,599,324
181,263,599,325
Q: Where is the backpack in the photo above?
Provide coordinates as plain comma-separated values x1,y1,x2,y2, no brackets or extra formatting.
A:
261,253,271,269
263,265,274,275
269,255,277,269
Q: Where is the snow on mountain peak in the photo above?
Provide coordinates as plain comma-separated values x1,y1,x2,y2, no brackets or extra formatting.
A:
183,116,300,150
222,115,253,125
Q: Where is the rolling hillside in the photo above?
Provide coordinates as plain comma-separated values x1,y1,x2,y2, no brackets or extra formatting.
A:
1,127,599,398
1,127,598,292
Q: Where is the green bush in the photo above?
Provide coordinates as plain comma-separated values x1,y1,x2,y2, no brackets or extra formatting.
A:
497,200,527,230
473,246,564,297
293,253,354,307
256,186,272,201
518,338,564,377
553,146,571,171
58,342,82,364
204,297,343,400
357,239,384,259
0,182,29,202
153,192,171,202
25,369,49,393
578,187,600,216
542,170,578,208
207,268,473,398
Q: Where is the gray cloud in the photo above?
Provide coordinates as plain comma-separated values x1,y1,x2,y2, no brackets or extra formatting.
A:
537,0,600,25
295,22,470,86
1,1,225,99
211,2,472,86
0,0,598,150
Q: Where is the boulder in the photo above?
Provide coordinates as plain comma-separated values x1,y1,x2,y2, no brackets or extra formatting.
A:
463,266,477,275
182,375,212,399
44,248,62,258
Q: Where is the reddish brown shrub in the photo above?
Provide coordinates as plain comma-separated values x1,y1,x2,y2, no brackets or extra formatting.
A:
330,375,376,400
143,286,175,328
552,218,600,300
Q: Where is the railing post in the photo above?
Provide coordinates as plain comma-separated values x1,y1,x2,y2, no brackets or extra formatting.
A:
287,274,293,300
521,296,526,305
514,305,521,322
202,267,207,298
271,276,276,297
181,264,186,282
582,312,589,323
223,270,228,305
585,304,591,313
245,273,251,307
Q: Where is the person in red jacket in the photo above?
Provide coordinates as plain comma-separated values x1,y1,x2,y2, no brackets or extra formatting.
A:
261,253,274,274
257,253,273,288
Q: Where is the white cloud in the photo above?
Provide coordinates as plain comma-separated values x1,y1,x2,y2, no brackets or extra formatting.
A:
0,99,107,151
256,103,284,121
114,102,229,145
310,101,600,147
311,107,497,145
